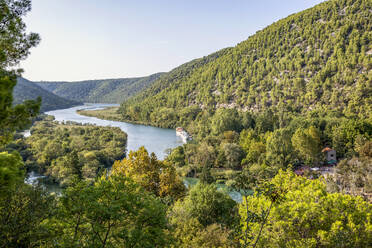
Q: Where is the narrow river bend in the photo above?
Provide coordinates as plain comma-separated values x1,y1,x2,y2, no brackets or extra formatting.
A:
45,103,184,160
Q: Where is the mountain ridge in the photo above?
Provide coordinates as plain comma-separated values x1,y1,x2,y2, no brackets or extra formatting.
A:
35,72,164,104
13,78,81,112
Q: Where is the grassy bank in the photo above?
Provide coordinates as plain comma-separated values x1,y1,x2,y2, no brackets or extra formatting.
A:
77,107,123,121
77,106,174,127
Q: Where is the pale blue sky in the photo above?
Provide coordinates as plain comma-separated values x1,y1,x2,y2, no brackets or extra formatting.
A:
21,0,324,81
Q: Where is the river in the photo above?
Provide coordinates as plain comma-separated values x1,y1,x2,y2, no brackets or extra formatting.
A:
26,104,242,201
45,103,184,160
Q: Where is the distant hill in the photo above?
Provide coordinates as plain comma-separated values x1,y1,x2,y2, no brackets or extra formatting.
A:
119,0,372,128
36,73,164,104
13,78,81,112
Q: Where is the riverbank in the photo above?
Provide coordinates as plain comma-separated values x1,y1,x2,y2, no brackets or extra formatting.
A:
46,104,182,160
77,106,169,128
77,106,123,121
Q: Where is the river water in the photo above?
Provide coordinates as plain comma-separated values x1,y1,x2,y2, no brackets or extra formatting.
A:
26,104,242,201
45,104,184,160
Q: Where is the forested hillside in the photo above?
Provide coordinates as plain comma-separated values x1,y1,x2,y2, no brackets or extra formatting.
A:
13,78,81,112
120,0,371,127
2,0,372,247
36,72,163,103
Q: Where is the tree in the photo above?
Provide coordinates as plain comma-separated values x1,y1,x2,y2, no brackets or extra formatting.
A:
0,184,57,247
0,0,40,193
291,126,321,165
211,109,242,135
239,170,372,247
169,217,236,248
172,182,238,228
200,163,214,184
111,146,186,201
221,143,244,169
166,146,186,167
56,176,171,248
169,182,239,247
195,142,216,168
0,0,41,147
265,128,294,170
0,151,24,192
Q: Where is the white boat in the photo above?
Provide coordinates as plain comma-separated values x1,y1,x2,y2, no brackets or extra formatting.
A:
176,127,191,143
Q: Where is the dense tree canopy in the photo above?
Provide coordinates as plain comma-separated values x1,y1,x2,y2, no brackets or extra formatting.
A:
55,176,171,248
23,119,128,186
239,170,372,247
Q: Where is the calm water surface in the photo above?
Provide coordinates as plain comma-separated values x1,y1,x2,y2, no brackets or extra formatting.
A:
45,103,184,160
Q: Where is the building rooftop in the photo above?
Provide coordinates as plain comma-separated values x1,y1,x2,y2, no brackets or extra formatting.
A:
322,147,334,152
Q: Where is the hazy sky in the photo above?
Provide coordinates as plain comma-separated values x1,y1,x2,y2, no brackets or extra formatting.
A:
20,0,324,81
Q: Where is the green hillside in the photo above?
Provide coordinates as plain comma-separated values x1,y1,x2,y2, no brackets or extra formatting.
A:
13,78,81,112
119,0,372,129
36,73,163,103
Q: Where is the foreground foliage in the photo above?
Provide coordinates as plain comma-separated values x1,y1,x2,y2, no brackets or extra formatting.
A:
240,170,372,247
55,176,171,248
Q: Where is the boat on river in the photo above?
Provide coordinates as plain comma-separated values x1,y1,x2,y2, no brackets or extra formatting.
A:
176,127,192,143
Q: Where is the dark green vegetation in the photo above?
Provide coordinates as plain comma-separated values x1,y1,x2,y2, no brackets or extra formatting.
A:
13,77,81,112
36,72,163,103
15,118,128,186
167,114,372,199
0,0,40,147
120,0,371,128
1,0,372,247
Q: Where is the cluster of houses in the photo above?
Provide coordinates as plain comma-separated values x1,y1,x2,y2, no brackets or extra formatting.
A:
294,147,337,177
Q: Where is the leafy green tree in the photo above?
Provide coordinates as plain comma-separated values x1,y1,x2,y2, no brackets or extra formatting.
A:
211,109,242,135
291,126,321,165
25,120,127,186
265,128,294,169
172,182,238,228
112,146,186,201
200,164,214,184
239,170,372,247
170,182,239,247
0,184,57,247
169,217,236,248
56,176,171,248
166,146,186,167
227,169,257,247
221,143,244,169
0,0,41,147
0,151,24,191
0,0,40,193
195,142,216,168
